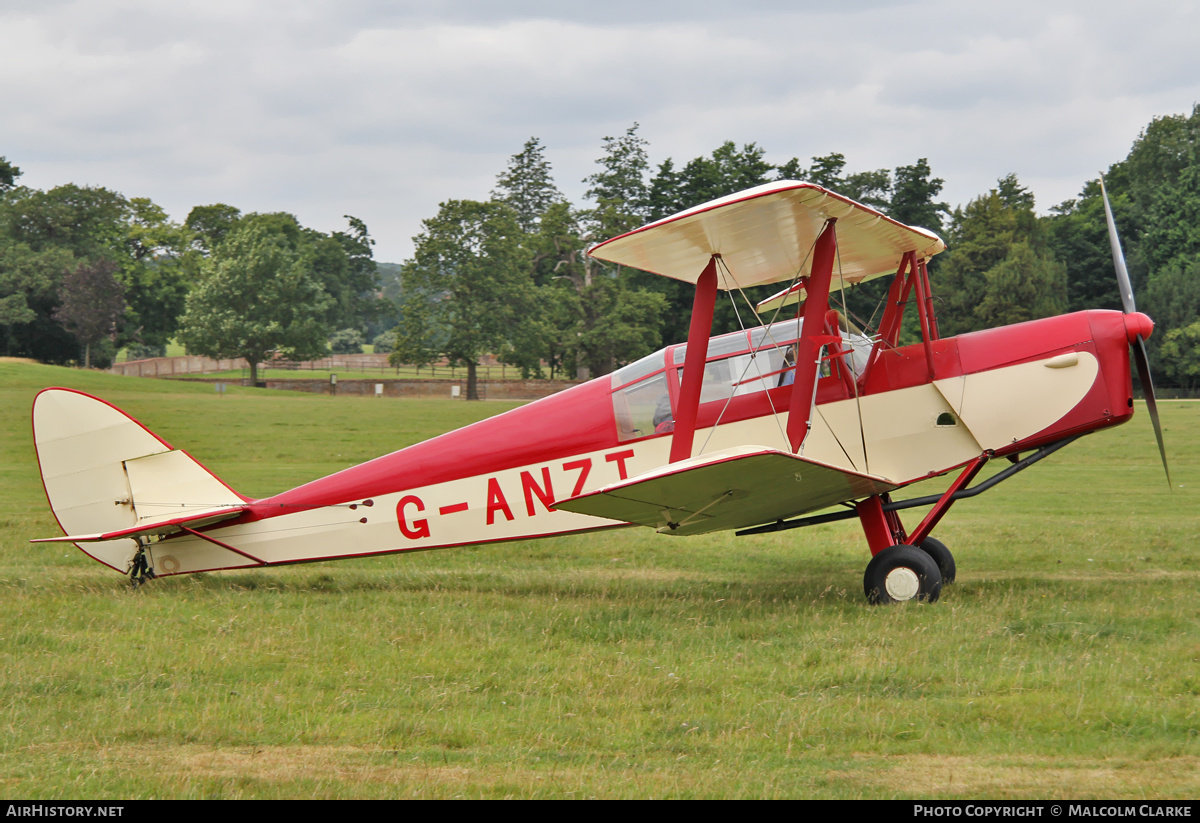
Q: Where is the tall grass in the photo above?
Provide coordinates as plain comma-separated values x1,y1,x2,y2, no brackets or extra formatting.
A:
1,362,1196,798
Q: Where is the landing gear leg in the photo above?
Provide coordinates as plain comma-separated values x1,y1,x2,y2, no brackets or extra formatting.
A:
855,458,985,604
129,539,156,589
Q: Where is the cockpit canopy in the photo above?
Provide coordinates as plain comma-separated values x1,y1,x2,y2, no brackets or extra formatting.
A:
609,316,871,442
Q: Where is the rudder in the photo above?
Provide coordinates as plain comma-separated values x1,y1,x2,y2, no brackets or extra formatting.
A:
32,388,247,574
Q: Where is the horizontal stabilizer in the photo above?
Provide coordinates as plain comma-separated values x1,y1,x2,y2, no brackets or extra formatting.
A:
30,505,248,544
554,446,897,536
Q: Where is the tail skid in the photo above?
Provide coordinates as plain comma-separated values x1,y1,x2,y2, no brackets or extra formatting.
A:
32,388,250,577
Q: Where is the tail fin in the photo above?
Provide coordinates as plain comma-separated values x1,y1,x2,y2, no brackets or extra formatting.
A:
32,388,248,574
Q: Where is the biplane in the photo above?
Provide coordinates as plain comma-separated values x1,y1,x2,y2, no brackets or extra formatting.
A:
31,179,1170,603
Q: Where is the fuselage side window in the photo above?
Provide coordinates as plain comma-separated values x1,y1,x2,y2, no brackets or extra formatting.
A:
612,373,671,441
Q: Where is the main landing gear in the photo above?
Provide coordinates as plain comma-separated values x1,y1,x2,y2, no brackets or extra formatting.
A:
735,444,1082,605
854,484,969,605
862,539,954,604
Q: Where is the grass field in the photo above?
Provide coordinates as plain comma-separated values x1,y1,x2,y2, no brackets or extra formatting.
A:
1,359,1197,799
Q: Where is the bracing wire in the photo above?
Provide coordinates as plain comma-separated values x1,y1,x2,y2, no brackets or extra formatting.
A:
691,237,821,456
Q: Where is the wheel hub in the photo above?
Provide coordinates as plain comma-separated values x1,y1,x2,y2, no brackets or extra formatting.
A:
884,567,920,601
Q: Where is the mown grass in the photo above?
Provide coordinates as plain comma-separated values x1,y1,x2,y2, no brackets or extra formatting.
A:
1,360,1197,798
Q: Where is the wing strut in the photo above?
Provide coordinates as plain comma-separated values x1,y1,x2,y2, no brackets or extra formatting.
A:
785,219,838,452
669,255,719,463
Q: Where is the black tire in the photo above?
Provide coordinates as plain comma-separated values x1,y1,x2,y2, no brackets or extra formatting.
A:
917,536,956,585
863,545,943,605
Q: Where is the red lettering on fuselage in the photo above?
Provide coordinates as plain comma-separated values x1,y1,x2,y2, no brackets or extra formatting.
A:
521,467,555,516
562,458,592,498
605,449,635,480
397,495,431,539
486,477,514,524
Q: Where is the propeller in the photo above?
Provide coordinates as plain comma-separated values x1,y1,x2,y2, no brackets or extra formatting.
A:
1098,175,1172,487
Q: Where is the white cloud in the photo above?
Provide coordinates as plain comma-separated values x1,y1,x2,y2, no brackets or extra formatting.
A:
1,0,1198,261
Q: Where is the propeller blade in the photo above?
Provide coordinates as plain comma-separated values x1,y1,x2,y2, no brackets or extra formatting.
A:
1100,174,1171,489
1099,175,1137,314
1132,336,1172,487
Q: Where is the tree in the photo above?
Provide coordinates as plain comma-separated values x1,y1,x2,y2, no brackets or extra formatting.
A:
571,276,666,377
53,259,126,368
936,175,1060,336
119,197,192,352
583,123,651,237
392,199,533,399
647,141,774,220
522,199,666,379
0,156,20,193
492,138,564,234
638,141,782,342
329,327,365,354
1045,182,1127,312
890,159,950,234
1157,321,1200,391
0,239,75,360
1142,163,1200,273
176,216,333,385
973,242,1068,329
305,215,379,331
185,203,242,253
0,184,193,356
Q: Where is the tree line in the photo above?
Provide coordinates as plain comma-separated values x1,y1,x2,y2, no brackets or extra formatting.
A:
0,161,378,383
2,104,1198,395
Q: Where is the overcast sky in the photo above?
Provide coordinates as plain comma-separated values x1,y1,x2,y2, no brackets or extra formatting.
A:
3,0,1199,263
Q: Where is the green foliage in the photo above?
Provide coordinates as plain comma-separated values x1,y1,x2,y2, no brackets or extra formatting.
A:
185,203,242,253
1045,183,1127,312
583,123,651,237
372,328,395,354
572,275,667,376
392,199,533,397
0,183,192,357
936,176,1062,336
1157,321,1200,390
1143,163,1200,273
890,159,950,234
973,242,1068,329
0,238,75,360
646,141,774,220
1145,254,1200,334
518,195,666,379
326,214,381,330
1041,105,1200,384
176,214,333,384
53,259,126,368
329,327,365,354
492,137,564,234
0,155,20,192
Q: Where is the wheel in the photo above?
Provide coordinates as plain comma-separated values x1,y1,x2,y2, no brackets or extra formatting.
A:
917,536,956,585
863,545,943,604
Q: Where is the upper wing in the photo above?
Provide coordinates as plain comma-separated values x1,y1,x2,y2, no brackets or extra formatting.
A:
553,445,897,536
588,181,945,291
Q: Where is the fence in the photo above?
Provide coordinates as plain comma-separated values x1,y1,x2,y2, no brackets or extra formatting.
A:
110,353,524,381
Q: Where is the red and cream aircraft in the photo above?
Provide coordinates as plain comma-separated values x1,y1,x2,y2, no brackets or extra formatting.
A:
31,180,1169,603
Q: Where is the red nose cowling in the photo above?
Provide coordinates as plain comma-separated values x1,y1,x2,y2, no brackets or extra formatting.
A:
1124,312,1154,344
